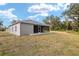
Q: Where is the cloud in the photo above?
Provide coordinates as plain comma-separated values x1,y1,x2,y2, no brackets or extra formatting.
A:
27,3,56,18
27,3,60,13
27,3,70,18
39,12,48,16
8,8,15,12
27,14,41,21
27,12,48,19
57,3,70,10
0,3,6,5
28,3,70,13
0,8,17,21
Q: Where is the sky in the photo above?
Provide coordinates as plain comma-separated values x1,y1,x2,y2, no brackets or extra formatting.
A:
0,3,70,27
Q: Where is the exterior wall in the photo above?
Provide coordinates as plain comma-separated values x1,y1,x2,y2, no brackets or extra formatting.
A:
8,22,49,36
20,23,33,35
9,23,20,36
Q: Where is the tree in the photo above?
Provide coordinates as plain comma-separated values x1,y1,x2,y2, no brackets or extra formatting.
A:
0,20,5,31
62,3,79,31
0,20,3,26
43,15,62,31
11,20,17,24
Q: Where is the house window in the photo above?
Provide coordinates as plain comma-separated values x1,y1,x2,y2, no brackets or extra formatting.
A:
15,26,17,32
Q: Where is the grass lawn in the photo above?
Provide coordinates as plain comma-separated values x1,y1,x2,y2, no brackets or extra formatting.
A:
0,31,79,56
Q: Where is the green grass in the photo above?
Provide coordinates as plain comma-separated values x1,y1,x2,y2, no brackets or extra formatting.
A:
0,31,79,56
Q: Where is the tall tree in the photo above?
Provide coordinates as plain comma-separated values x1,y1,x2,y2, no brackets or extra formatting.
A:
11,20,17,24
62,3,79,31
43,15,62,30
0,20,3,27
0,20,5,31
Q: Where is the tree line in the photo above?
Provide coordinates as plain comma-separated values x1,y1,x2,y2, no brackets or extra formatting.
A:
0,20,5,31
43,3,79,32
0,3,79,32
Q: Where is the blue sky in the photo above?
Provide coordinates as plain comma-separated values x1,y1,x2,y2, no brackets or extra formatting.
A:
0,3,70,27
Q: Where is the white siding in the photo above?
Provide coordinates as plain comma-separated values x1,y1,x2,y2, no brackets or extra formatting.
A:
9,23,20,36
20,23,33,35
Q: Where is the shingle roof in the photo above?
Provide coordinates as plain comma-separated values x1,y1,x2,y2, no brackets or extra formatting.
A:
9,20,49,27
21,20,49,26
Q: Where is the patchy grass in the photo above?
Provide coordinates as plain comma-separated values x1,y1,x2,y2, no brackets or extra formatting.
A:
0,31,79,56
66,30,79,35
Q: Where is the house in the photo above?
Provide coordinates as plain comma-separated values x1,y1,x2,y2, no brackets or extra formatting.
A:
8,20,49,36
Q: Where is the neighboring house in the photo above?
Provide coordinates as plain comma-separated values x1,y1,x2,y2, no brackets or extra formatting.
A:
8,20,49,36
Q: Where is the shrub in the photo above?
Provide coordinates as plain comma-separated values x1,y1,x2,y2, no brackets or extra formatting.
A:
0,27,6,31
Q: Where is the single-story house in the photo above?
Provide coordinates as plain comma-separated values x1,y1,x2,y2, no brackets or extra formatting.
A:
8,20,49,36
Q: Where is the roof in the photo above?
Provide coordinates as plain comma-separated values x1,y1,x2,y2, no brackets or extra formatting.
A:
9,20,50,27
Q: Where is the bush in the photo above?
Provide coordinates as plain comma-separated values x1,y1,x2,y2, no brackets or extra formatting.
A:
0,28,6,31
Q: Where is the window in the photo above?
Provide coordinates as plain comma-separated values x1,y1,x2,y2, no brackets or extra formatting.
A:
15,26,17,32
